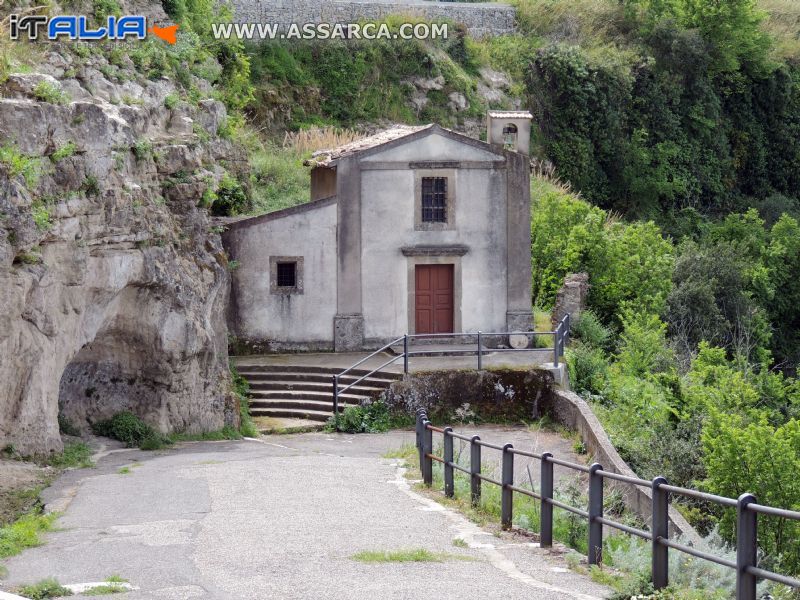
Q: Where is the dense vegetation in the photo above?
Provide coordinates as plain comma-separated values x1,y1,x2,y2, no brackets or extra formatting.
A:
532,177,800,578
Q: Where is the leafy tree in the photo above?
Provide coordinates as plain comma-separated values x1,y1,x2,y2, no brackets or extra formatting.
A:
702,412,800,572
763,215,800,371
667,239,771,367
530,184,673,325
615,308,675,378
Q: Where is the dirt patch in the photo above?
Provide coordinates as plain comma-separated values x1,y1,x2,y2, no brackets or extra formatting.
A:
0,459,53,525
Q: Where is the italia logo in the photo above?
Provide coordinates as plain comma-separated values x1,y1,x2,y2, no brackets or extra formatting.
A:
9,15,178,44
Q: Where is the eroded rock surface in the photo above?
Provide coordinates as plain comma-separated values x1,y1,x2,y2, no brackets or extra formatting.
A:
0,44,244,454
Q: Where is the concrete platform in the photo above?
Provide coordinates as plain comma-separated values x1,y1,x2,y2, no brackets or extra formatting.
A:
233,348,558,375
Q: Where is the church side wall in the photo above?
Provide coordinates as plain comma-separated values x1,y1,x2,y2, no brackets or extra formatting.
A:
224,201,338,352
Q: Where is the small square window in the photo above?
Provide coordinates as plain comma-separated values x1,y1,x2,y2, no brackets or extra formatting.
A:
421,177,447,223
270,256,303,294
276,262,296,288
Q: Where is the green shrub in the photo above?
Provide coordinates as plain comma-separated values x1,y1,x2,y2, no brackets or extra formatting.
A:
0,145,42,188
92,0,121,20
210,173,249,216
325,400,391,433
132,139,153,162
50,141,77,162
32,81,68,105
15,578,72,599
572,310,612,349
566,342,609,396
82,175,100,196
31,202,52,231
163,94,180,110
92,412,171,450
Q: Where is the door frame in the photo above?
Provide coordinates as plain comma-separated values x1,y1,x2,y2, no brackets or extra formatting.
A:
406,256,462,335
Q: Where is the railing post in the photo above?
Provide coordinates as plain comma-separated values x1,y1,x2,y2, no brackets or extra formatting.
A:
501,443,514,530
553,324,560,367
422,419,433,486
415,410,426,473
540,452,554,548
651,476,669,589
736,493,758,600
470,435,481,508
332,375,339,428
588,463,604,565
477,331,482,370
443,427,454,498
403,334,409,374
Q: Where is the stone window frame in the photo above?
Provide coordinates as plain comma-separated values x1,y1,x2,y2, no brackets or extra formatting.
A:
270,256,304,295
414,168,456,231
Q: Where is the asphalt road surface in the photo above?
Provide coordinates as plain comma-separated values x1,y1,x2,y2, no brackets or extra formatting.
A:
1,428,610,599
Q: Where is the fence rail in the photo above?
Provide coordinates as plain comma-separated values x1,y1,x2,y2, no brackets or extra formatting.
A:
415,411,800,599
332,315,571,415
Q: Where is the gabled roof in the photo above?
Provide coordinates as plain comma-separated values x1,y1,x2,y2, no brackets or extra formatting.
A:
304,123,508,168
488,110,533,119
305,124,432,168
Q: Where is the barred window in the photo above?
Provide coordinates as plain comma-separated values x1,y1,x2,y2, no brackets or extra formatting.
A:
276,262,297,288
421,177,448,223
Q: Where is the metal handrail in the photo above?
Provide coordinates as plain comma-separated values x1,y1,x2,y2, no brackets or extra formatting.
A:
339,336,406,378
332,316,573,424
416,414,800,598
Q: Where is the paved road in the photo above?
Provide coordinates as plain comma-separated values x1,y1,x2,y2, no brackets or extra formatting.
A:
1,429,609,599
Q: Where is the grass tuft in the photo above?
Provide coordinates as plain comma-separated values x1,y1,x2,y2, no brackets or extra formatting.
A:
0,512,59,560
40,442,94,469
351,548,471,563
15,578,72,599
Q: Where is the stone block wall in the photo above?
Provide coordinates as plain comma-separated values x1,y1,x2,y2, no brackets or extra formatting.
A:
229,0,517,39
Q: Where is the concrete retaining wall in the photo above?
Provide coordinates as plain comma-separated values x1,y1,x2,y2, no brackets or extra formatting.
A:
228,0,517,39
385,368,555,422
543,389,699,542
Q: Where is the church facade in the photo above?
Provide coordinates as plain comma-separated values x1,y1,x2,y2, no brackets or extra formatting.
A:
223,111,534,352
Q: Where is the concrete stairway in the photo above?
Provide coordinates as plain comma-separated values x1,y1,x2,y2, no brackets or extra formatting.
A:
236,365,403,422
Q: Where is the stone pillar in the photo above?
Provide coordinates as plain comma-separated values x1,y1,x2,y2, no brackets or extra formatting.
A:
552,273,589,328
334,314,365,352
505,150,533,331
334,155,364,351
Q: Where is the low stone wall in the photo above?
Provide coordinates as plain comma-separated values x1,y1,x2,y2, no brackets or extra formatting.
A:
542,390,699,542
229,0,517,39
384,368,555,422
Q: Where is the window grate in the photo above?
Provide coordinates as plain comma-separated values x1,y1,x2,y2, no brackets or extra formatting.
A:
276,262,297,287
421,177,447,223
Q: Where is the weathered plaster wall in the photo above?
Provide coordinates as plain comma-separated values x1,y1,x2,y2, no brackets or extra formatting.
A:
224,199,338,351
359,132,509,342
229,0,516,39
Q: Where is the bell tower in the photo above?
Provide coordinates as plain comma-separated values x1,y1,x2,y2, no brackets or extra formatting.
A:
486,110,532,155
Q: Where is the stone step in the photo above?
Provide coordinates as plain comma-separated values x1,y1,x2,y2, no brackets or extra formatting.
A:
249,407,334,422
249,390,371,403
238,371,398,387
250,399,353,412
235,364,403,379
248,378,389,396
238,363,401,421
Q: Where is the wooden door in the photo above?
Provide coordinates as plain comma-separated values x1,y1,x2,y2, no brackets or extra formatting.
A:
415,265,454,334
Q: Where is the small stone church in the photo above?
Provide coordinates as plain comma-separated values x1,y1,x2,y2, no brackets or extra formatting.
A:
223,111,534,352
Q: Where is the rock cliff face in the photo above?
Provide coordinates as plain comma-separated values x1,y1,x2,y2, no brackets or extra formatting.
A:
0,40,244,454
